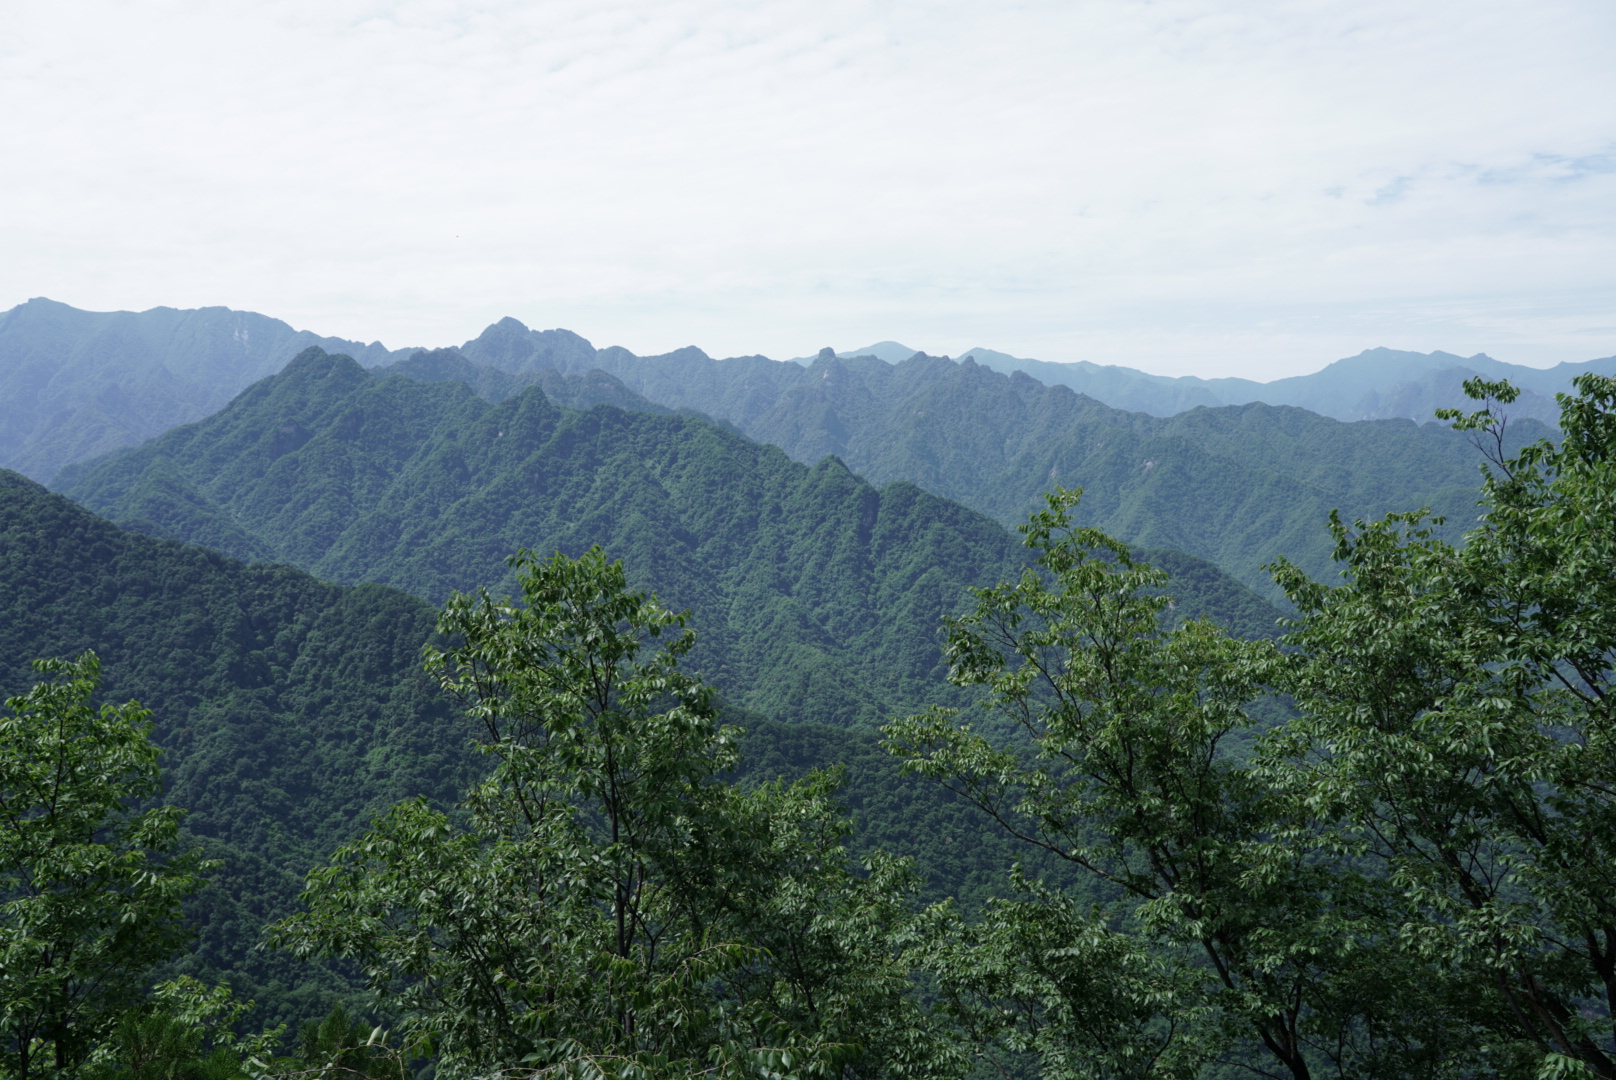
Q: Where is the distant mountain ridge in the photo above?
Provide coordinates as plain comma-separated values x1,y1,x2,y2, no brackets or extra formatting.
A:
955,345,1616,424
7,297,1606,484
0,298,415,480
836,341,1616,424
440,320,1538,602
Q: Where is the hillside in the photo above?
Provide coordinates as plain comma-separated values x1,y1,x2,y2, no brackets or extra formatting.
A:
0,469,467,1026
55,348,1027,728
0,469,1091,1028
58,347,1283,726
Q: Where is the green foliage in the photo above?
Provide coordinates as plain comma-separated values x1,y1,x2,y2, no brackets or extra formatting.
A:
886,489,1473,1080
909,871,1210,1080
0,471,473,1033
88,977,287,1080
59,349,1283,731
455,327,1537,603
92,1013,243,1080
1265,372,1616,1076
0,655,205,1080
731,718,1085,912
88,978,299,1080
289,1003,403,1080
271,549,955,1079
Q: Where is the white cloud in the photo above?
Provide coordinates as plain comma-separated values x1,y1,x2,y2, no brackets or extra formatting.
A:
3,0,1613,378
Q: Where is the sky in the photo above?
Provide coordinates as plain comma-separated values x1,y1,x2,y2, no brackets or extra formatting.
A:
3,0,1614,380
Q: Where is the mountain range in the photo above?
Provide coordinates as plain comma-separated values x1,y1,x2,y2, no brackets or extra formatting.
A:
6,294,1590,1045
7,298,1608,486
55,346,1282,727
406,319,1545,602
10,300,1562,604
915,343,1616,424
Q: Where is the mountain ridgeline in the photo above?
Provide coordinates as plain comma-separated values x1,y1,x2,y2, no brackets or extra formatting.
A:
56,347,1282,729
830,339,1616,423
9,297,1606,492
4,298,1580,606
0,298,413,482
390,319,1549,602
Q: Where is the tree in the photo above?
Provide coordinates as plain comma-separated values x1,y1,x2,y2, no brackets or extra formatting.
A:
1,654,205,1080
89,977,279,1080
1266,373,1616,1077
885,491,1471,1080
270,548,954,1080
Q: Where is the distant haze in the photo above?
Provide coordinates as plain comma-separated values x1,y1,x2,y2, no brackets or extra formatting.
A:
3,1,1613,379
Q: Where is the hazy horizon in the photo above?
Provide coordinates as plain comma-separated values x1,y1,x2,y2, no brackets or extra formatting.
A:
11,296,1611,387
5,1,1612,381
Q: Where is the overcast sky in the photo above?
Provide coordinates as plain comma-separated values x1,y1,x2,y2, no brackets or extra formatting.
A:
4,0,1613,379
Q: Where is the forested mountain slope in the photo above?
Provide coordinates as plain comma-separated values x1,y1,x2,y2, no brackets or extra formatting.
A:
0,469,467,1024
378,346,675,416
0,469,1096,1026
442,320,1547,600
58,347,1282,726
55,348,1025,728
0,298,414,481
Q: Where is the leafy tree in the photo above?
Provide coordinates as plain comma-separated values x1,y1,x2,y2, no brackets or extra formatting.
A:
270,548,955,1080
885,491,1469,1080
288,1002,402,1080
1265,373,1616,1077
89,977,281,1080
0,655,206,1080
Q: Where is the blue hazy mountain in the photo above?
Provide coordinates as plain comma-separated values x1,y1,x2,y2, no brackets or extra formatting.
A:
0,298,416,480
955,345,1616,423
10,298,1606,486
792,339,1614,423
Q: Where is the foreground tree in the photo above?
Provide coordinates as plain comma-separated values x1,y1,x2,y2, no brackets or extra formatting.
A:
1266,372,1616,1077
271,548,955,1080
884,493,1467,1080
89,977,281,1080
0,654,205,1080
890,374,1616,1080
